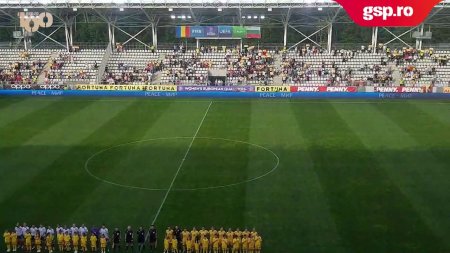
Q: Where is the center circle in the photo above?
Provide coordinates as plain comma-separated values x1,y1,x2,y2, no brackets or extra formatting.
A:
84,137,279,191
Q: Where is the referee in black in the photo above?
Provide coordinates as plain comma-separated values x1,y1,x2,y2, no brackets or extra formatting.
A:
125,226,133,252
137,227,145,252
112,228,121,252
146,225,157,252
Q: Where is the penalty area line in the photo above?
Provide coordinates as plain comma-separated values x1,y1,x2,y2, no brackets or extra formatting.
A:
151,100,213,225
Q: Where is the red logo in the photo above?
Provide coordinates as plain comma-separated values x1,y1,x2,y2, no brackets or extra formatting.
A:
335,0,442,27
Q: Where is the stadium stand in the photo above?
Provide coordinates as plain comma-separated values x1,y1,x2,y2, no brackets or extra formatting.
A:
46,50,104,84
226,48,276,86
1,47,450,87
103,49,161,85
0,49,51,84
282,48,393,86
160,51,210,85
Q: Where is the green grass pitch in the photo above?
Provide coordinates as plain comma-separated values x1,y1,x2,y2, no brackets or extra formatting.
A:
0,97,449,253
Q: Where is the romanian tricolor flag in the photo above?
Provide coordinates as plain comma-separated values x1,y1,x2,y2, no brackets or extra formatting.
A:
176,26,191,38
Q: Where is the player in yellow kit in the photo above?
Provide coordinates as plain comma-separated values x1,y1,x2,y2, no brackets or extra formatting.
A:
35,233,42,253
212,235,219,253
25,231,32,252
232,236,240,253
89,234,97,252
63,232,71,252
254,234,261,253
218,228,225,240
200,237,208,253
226,229,233,251
4,230,11,252
171,237,178,253
72,233,79,253
198,228,207,240
241,235,248,253
185,236,192,253
99,236,106,253
57,232,64,252
242,229,250,239
80,234,87,253
250,229,257,239
190,228,198,242
11,231,18,252
234,229,242,240
248,236,255,253
165,227,173,240
163,236,170,253
220,236,228,253
193,236,200,253
45,234,53,253
208,227,217,248
181,229,189,249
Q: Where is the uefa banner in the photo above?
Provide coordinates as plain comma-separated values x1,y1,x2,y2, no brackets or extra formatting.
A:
177,86,254,92
75,84,177,91
218,26,232,38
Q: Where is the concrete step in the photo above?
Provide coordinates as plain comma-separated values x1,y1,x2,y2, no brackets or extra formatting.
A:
37,51,59,84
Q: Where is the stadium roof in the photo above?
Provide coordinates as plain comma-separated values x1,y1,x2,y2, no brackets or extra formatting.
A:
0,0,450,9
0,0,448,9
0,0,338,8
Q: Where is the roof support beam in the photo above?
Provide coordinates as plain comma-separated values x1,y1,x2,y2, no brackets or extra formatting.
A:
32,25,66,49
288,24,329,50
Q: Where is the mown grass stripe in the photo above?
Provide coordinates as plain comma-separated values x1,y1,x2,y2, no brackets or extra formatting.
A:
0,98,61,129
0,99,92,148
0,99,176,226
333,103,450,249
243,102,348,253
63,100,180,224
291,102,444,253
154,101,253,230
374,102,450,167
0,100,134,207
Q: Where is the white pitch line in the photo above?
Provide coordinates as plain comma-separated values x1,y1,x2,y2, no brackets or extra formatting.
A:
151,100,213,224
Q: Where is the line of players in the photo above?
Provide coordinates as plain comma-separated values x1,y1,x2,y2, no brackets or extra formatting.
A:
3,223,117,253
163,227,262,253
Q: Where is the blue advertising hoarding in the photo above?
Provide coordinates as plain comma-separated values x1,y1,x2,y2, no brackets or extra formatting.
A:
218,26,233,37
204,26,219,37
190,26,205,37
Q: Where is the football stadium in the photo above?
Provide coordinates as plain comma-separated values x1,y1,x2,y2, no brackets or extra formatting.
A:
0,0,450,253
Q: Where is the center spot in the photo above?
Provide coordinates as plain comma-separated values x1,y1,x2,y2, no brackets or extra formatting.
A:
85,137,279,191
